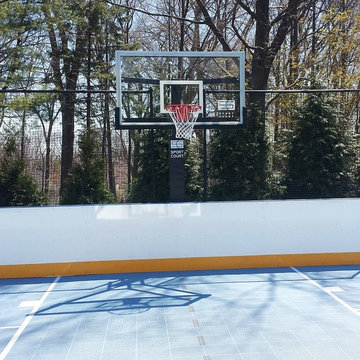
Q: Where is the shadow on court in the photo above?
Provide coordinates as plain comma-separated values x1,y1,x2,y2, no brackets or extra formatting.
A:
32,273,211,316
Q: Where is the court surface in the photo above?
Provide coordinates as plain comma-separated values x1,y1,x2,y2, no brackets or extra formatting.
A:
1,265,360,360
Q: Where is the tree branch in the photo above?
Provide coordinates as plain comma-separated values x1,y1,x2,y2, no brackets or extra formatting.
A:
235,0,258,20
41,2,63,90
194,0,232,51
231,4,255,53
105,0,204,25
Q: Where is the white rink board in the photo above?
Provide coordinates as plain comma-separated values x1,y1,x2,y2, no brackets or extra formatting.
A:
1,199,360,266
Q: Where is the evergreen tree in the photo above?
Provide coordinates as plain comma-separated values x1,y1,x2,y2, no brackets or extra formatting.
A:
185,137,203,201
285,92,352,199
128,130,170,203
208,127,269,201
0,133,44,207
60,129,115,205
128,130,204,203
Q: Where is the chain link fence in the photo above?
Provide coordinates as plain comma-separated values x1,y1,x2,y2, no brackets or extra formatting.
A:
1,89,359,204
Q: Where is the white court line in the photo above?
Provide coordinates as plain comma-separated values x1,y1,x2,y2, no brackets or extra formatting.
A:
291,267,360,317
0,276,60,360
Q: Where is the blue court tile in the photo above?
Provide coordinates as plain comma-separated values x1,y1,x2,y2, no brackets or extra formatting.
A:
275,349,316,360
326,328,359,339
269,340,306,352
261,330,298,342
171,344,205,359
341,347,360,360
242,352,279,360
166,326,198,338
334,337,360,348
292,327,331,341
201,334,236,346
309,347,354,360
196,325,232,338
299,338,342,350
137,344,171,360
232,329,267,343
168,335,201,347
0,329,16,353
2,266,360,359
100,342,136,357
203,343,239,356
237,341,274,354
206,355,242,360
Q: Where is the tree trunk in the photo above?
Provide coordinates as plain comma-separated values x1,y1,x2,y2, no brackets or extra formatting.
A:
60,93,75,193
42,0,87,197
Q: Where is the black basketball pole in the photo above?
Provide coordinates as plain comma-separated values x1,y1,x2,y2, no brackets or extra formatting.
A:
169,85,185,202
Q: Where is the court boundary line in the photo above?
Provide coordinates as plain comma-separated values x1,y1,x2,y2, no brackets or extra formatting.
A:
0,276,60,360
291,267,360,317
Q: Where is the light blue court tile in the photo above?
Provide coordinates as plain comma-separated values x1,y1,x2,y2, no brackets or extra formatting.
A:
341,346,360,360
325,328,358,339
203,343,239,356
316,320,348,330
66,340,105,354
35,333,74,346
300,338,341,350
292,328,331,341
186,304,220,313
136,319,167,331
137,336,170,348
103,339,137,352
197,318,227,328
220,309,249,319
66,351,106,360
241,352,279,360
232,329,266,343
100,342,136,360
284,320,322,331
261,330,298,342
237,341,274,354
268,340,305,352
171,345,205,359
166,326,198,338
164,307,193,316
29,344,70,360
309,347,353,360
4,345,39,360
169,335,202,348
334,337,360,348
196,325,231,338
137,327,168,338
165,318,194,330
194,311,226,321
206,354,242,360
136,345,171,359
0,328,16,352
107,316,137,327
136,353,174,360
254,320,288,329
201,334,235,346
275,349,320,360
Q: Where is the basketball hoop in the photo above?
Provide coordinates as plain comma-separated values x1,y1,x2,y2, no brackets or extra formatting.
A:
165,104,202,140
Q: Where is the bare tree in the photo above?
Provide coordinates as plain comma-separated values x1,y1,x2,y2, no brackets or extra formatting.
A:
194,0,312,129
41,0,88,195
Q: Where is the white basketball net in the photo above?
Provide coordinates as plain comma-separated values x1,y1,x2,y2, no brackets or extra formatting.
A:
165,104,202,140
